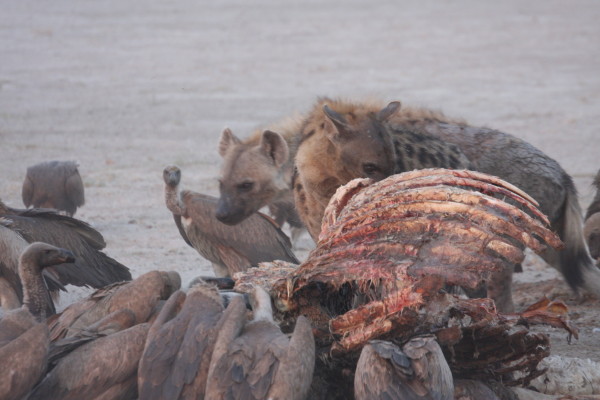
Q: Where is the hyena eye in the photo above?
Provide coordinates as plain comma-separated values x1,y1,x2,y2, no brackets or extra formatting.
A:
237,182,254,192
362,163,381,176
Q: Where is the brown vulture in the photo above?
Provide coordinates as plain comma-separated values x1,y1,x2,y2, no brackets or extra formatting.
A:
138,281,228,399
22,160,85,217
0,309,50,400
0,199,131,309
18,242,75,321
26,322,149,400
162,165,299,278
47,270,181,341
354,336,454,400
0,243,72,400
205,286,315,400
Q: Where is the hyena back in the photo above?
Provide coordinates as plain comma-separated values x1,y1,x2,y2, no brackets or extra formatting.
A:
217,116,304,233
388,106,600,302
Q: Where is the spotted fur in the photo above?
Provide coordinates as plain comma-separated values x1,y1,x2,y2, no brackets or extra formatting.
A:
293,97,471,242
216,116,305,233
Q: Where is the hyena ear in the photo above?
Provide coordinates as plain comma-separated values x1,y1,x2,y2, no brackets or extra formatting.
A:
260,130,289,167
323,104,352,142
377,101,401,122
218,128,242,157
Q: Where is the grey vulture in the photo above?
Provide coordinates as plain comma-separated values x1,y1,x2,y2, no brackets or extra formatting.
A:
205,285,315,400
354,336,454,400
162,165,299,278
0,199,131,308
22,160,85,217
138,281,228,399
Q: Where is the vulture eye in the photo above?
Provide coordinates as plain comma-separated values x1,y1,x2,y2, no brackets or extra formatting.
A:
362,163,381,176
237,182,254,192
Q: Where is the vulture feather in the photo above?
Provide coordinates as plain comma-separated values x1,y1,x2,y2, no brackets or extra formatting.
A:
205,285,315,400
162,165,298,278
27,322,149,400
22,160,85,217
47,270,181,341
0,312,49,400
354,336,454,400
138,281,228,399
0,200,131,304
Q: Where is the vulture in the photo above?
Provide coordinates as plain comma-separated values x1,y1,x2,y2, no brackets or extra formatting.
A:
354,336,454,400
205,285,315,400
17,242,75,321
0,242,71,399
138,281,227,400
0,310,50,400
27,322,149,400
48,270,181,341
0,199,131,306
162,165,299,278
22,160,85,217
584,169,600,260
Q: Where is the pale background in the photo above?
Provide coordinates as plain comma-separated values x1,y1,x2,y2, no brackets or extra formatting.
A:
1,0,598,359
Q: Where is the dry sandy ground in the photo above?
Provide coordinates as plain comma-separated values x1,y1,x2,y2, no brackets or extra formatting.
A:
1,0,599,367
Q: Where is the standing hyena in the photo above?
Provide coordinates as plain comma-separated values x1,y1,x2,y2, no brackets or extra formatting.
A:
216,117,305,242
385,105,600,302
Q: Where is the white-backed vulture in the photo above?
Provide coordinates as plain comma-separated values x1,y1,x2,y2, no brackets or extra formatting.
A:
18,242,75,321
22,160,85,217
354,336,454,400
163,165,299,278
0,313,49,400
47,270,181,341
205,286,315,400
585,169,600,261
138,281,228,399
0,200,131,305
27,322,149,400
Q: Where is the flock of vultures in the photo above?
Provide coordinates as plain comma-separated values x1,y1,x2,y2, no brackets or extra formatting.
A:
2,97,600,400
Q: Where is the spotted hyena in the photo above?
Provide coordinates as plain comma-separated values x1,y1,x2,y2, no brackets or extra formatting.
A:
292,97,600,313
383,102,600,307
293,97,471,242
216,117,305,241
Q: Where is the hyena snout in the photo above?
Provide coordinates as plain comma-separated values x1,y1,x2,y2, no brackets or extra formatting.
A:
215,196,247,225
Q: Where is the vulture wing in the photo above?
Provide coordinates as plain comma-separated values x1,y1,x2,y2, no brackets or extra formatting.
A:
27,323,149,400
0,201,131,290
0,321,49,400
181,191,298,269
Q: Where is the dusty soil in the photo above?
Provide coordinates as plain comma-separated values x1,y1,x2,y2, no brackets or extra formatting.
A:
1,0,599,367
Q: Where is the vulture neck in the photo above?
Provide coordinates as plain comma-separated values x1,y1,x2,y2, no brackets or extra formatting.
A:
251,288,275,323
19,255,55,321
164,183,186,216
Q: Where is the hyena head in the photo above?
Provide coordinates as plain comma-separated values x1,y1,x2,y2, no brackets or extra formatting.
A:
321,101,400,183
216,128,289,225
